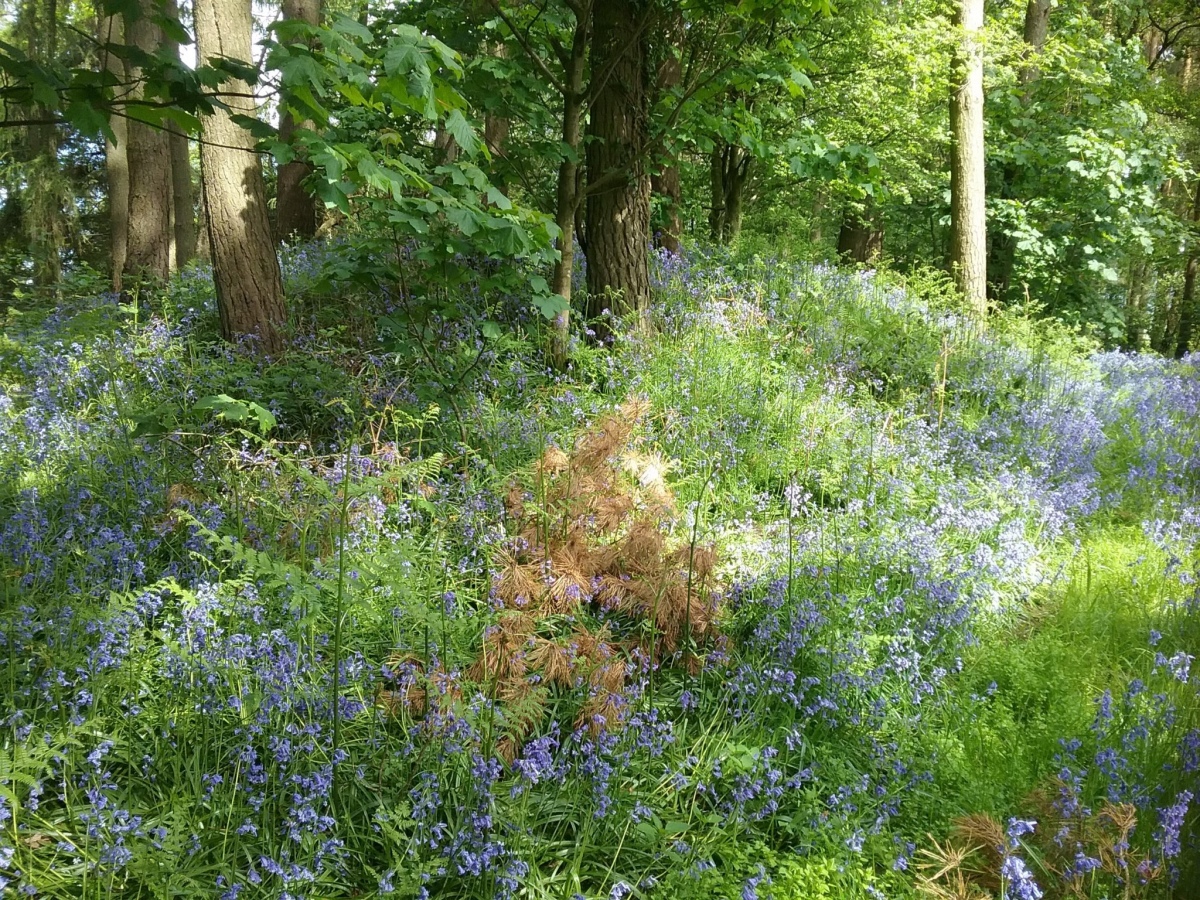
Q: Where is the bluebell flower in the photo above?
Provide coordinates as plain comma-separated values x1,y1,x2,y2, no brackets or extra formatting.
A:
1000,855,1043,900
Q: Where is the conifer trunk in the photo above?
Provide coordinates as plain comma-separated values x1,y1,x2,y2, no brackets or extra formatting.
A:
196,0,287,353
950,0,988,318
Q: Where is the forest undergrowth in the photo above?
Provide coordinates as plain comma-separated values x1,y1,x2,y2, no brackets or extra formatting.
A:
0,247,1197,899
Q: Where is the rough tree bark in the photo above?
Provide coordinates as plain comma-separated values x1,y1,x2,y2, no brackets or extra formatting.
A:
100,13,129,291
949,0,988,318
585,0,652,333
196,0,287,353
276,0,321,241
124,0,173,282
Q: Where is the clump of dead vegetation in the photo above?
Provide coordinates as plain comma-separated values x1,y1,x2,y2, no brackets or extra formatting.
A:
916,784,1162,900
450,397,721,757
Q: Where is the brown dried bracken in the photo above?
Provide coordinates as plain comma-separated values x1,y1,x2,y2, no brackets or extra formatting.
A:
915,836,991,900
917,783,1165,900
471,398,721,754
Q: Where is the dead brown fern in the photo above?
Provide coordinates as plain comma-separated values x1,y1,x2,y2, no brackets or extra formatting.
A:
915,784,1164,900
472,398,720,747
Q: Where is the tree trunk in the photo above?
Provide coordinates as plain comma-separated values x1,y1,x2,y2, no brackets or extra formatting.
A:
585,0,652,333
1142,23,1165,68
651,13,683,255
1019,0,1051,84
809,189,826,247
483,41,511,183
196,0,287,353
1125,261,1150,349
1123,256,1150,350
1176,180,1200,358
709,140,751,244
276,0,321,241
100,14,129,292
709,146,726,241
837,204,883,263
484,114,510,161
28,0,63,288
124,0,173,282
549,4,591,367
196,184,211,261
169,127,194,268
949,0,988,318
651,168,682,254
164,0,194,269
725,158,748,243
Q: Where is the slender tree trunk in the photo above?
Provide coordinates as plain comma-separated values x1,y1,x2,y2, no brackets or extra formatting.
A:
483,41,511,184
28,0,63,288
432,126,459,165
651,12,683,254
276,0,321,241
1019,0,1051,82
1124,256,1150,349
100,14,129,292
1176,181,1200,358
724,155,749,242
169,128,194,268
196,185,211,261
585,0,652,334
484,113,510,162
709,146,726,241
651,166,682,254
950,0,988,318
1151,282,1173,353
196,0,287,353
1142,23,1165,67
164,0,194,270
549,5,591,367
709,141,751,244
124,0,173,282
809,189,826,247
